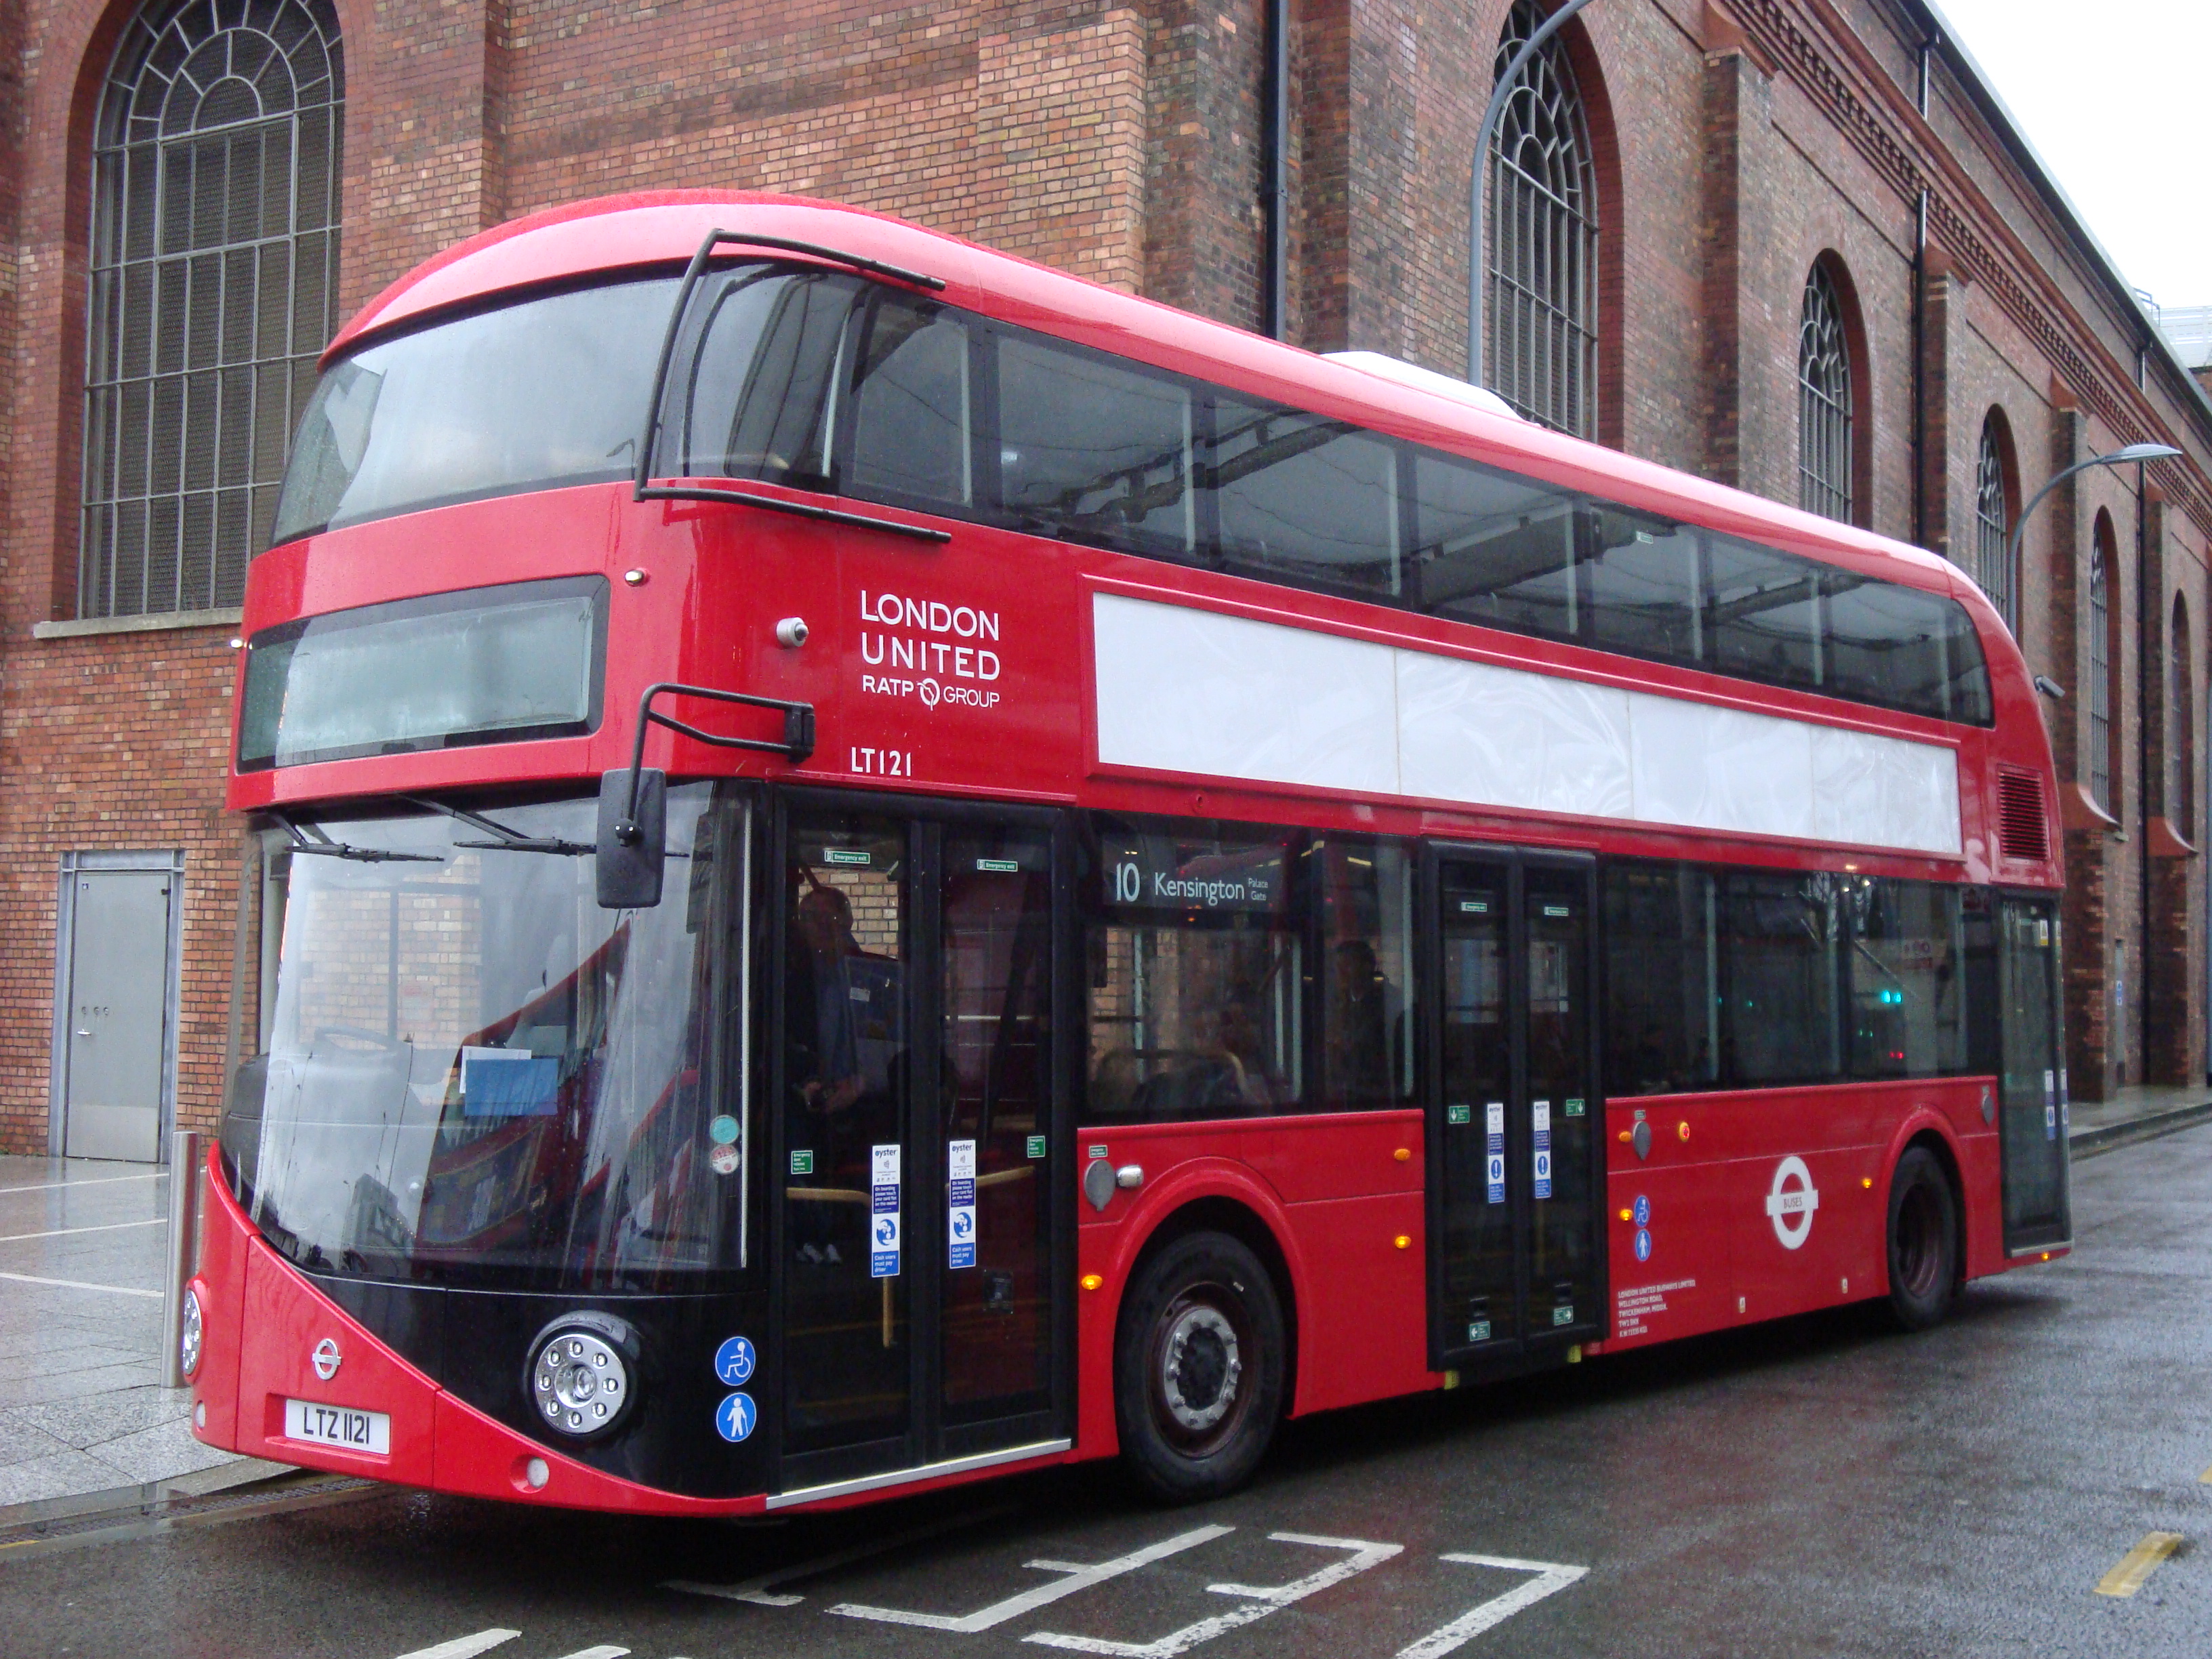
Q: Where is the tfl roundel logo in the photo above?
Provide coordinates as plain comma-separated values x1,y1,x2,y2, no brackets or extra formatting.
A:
1764,1155,1820,1250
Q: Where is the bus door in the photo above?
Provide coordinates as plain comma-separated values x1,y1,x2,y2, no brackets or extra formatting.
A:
770,798,1069,1498
1425,846,1605,1372
1996,895,2070,1253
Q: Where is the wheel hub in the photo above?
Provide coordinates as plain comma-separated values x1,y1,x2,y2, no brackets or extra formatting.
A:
1160,1305,1241,1431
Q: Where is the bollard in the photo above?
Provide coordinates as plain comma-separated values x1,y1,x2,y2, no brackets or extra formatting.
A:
161,1129,202,1390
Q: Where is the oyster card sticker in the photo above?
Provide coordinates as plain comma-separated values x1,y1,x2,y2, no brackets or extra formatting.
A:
948,1139,977,1269
1533,1100,1553,1200
871,1143,901,1278
1486,1103,1507,1204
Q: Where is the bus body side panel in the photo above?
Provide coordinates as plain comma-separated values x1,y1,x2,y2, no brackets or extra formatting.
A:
188,1143,249,1450
1598,1080,1996,1351
1073,1113,1434,1454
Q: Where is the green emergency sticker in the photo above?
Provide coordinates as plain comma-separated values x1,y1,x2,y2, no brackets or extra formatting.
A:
1563,1098,1585,1117
1467,1319,1492,1343
1026,1135,1047,1159
1448,1104,1473,1126
1552,1305,1574,1326
790,1150,814,1176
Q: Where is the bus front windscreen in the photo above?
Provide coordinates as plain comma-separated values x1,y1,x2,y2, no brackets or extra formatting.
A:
222,787,745,1292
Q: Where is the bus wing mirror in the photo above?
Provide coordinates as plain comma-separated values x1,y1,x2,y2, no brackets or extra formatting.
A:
596,768,667,909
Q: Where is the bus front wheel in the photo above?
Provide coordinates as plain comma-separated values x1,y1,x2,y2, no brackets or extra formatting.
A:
1886,1147,1959,1332
1114,1231,1286,1502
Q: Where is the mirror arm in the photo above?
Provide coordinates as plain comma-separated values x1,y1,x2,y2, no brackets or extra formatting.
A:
617,681,817,840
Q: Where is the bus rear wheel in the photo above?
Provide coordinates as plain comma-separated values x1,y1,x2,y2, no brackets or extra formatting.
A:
1886,1147,1959,1332
1115,1231,1285,1503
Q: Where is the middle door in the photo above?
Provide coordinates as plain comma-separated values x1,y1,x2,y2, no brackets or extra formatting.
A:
1428,846,1604,1372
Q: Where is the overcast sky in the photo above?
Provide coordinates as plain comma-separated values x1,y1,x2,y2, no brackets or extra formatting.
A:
1932,0,2211,313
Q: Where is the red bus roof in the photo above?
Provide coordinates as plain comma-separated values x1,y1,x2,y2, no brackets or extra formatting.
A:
327,190,2013,647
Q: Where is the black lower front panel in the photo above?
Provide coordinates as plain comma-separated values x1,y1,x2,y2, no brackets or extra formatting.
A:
316,1275,772,1500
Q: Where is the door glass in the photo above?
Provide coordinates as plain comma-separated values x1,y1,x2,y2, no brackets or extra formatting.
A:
781,816,909,1456
1438,864,1513,1347
940,830,1054,1429
1999,899,2068,1246
1525,867,1595,1332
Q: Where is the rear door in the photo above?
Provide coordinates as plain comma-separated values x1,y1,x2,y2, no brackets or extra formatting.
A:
1996,895,2069,1252
1427,846,1604,1371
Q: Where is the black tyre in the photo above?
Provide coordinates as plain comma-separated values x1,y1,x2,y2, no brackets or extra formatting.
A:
1115,1231,1286,1502
1886,1147,1959,1332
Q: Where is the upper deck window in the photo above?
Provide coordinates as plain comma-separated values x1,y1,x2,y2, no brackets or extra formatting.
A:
272,276,675,543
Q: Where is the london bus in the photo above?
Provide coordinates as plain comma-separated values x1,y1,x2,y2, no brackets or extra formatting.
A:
182,190,2070,1515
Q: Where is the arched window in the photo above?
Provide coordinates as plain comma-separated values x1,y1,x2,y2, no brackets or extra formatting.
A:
1798,261,1853,523
1974,413,2015,628
2173,596,2194,840
2088,514,2116,815
81,0,344,619
1486,0,1599,438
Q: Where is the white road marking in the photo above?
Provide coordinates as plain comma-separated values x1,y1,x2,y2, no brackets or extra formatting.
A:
0,1172,165,1195
0,1217,165,1243
1025,1531,1401,1658
550,1648,629,1658
393,1631,520,1659
1393,1554,1589,1658
831,1523,1233,1632
0,1269,161,1298
665,1503,1017,1606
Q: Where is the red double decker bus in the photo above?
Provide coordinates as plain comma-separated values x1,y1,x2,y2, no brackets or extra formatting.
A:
184,191,2070,1515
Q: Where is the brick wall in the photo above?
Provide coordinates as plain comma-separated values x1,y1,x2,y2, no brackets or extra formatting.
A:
3,0,2212,1153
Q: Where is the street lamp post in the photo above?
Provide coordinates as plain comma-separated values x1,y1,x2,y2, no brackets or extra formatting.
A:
1468,0,1602,388
2005,443,2182,602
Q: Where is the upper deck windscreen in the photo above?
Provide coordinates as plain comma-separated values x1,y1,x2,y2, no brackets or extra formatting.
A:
270,275,676,543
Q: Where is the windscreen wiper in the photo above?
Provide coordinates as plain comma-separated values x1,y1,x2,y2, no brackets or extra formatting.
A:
276,815,445,864
402,796,592,857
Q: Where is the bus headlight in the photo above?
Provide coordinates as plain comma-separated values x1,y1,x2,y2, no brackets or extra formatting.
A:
179,1286,204,1378
525,1313,640,1441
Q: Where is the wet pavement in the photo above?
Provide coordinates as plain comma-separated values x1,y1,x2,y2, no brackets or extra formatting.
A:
0,1157,249,1503
4,1123,2212,1657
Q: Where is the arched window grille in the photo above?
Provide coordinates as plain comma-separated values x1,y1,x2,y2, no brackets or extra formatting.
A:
1974,417,2012,626
1486,0,1599,438
2173,598,2193,840
1797,262,1853,523
81,0,344,619
2088,538,2112,814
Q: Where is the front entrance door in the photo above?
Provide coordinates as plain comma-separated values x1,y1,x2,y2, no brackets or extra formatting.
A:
773,799,1065,1494
62,867,176,1162
1997,895,2069,1252
1426,846,1603,1370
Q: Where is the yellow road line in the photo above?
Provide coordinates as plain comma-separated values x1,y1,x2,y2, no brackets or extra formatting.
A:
2095,1533,2184,1598
2200,1466,2212,1485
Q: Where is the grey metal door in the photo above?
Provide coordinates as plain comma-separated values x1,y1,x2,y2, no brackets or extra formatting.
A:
63,870,173,1162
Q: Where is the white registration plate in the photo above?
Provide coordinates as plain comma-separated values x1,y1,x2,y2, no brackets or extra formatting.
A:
283,1397,390,1456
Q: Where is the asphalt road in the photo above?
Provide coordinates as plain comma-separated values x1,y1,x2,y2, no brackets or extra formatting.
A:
6,1124,2211,1659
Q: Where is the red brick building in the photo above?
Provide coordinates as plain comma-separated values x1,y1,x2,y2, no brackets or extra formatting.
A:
3,0,2208,1158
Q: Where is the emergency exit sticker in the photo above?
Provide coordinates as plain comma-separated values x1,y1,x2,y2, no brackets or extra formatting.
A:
948,1139,977,1270
871,1143,901,1279
1485,1103,1506,1204
1533,1100,1553,1200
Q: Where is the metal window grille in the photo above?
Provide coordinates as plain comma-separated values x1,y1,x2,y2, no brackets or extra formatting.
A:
81,0,344,619
2088,547,2112,813
1797,264,1853,523
1487,0,1599,439
1974,418,2011,628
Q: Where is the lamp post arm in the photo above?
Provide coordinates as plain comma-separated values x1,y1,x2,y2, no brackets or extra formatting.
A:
2006,455,2101,579
1468,0,1601,388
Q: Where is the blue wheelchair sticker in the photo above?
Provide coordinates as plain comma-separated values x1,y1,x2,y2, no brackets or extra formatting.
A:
713,1335,756,1387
